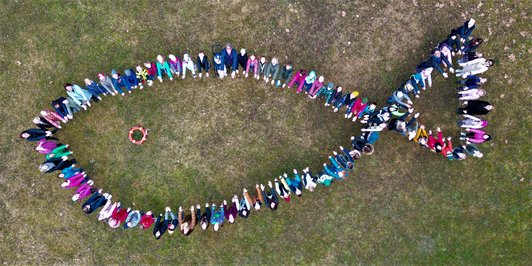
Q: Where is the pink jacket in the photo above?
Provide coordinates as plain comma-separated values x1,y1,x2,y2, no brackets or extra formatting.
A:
467,128,488,143
288,70,307,92
63,173,86,189
246,58,258,74
308,80,324,96
35,139,57,154
74,183,93,201
351,98,368,117
42,110,65,128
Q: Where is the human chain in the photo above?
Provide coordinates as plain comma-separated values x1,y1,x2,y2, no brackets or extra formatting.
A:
20,19,493,239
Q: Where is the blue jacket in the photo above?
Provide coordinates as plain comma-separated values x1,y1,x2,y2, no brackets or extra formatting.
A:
124,69,139,87
221,48,238,70
86,81,106,96
213,53,225,71
111,69,132,93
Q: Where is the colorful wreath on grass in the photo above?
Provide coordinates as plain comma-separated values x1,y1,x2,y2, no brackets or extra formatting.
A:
128,126,148,145
21,18,493,239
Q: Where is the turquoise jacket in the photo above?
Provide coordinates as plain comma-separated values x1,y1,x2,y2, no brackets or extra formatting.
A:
67,85,92,107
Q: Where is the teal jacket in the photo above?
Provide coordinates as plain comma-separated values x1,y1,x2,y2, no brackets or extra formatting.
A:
156,61,173,79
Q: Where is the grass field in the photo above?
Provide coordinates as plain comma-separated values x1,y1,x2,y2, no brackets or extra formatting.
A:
0,0,530,264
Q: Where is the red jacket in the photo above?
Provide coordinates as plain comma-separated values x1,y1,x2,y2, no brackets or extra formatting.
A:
140,213,155,229
111,207,128,222
146,62,157,77
428,131,444,152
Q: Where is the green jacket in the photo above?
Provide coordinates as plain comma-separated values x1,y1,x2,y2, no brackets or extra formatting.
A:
315,82,334,100
278,65,294,84
265,62,280,80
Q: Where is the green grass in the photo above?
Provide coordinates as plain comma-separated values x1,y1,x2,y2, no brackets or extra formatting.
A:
0,0,530,264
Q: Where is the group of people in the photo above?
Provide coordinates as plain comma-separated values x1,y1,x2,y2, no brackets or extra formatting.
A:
19,19,492,239
379,18,493,160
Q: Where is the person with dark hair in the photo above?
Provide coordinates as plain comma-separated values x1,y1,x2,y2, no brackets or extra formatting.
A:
245,53,259,79
64,83,93,109
153,213,169,240
139,211,155,230
178,205,196,236
427,128,446,154
464,143,484,158
456,58,494,77
259,182,278,211
196,51,210,78
237,48,248,74
51,97,75,120
287,69,307,91
165,207,178,235
212,53,227,79
458,51,483,64
461,38,483,53
275,177,291,203
198,203,212,230
144,62,158,82
460,128,492,144
82,190,108,214
334,146,355,170
20,128,56,142
302,167,317,192
457,100,493,115
223,196,239,223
